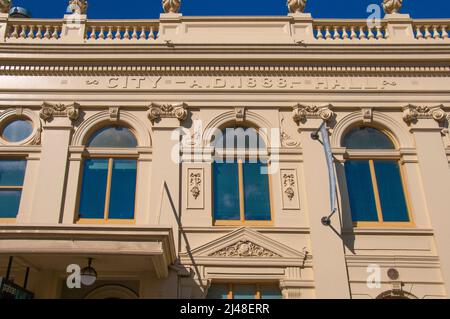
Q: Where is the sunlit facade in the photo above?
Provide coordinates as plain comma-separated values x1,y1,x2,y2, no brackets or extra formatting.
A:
0,0,450,299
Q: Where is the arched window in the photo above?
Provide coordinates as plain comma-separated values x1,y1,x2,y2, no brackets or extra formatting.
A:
342,126,411,226
78,125,138,223
212,126,272,225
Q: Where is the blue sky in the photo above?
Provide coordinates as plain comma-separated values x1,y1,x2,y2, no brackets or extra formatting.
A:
11,0,450,19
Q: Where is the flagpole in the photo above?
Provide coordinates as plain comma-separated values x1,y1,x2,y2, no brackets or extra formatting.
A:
311,121,339,226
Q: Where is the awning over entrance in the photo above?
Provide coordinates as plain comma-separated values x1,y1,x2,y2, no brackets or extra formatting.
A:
0,224,176,279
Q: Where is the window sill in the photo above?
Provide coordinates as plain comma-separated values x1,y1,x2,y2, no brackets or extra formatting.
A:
352,221,415,228
0,218,17,224
214,220,273,227
76,219,135,225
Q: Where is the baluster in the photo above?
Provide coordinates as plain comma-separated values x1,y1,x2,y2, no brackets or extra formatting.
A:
106,26,113,39
44,25,51,39
149,26,155,39
442,26,448,39
123,26,130,39
140,26,146,40
424,25,432,39
324,26,331,39
333,26,340,39
131,26,138,39
341,26,349,39
349,26,357,39
11,25,19,38
52,26,59,39
115,26,122,40
415,26,423,39
98,26,105,39
376,25,383,39
384,26,389,39
432,25,440,39
89,26,96,39
367,27,375,39
316,26,323,39
36,25,43,39
359,26,366,39
28,25,35,39
19,25,27,39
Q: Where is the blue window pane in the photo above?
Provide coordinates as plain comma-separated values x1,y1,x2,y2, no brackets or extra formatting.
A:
213,127,265,150
206,284,229,299
233,285,256,299
343,127,395,149
78,159,108,219
108,160,137,219
213,162,240,220
243,162,271,221
0,160,26,186
0,190,22,218
87,126,137,148
345,160,379,222
260,285,283,299
374,161,410,222
2,120,33,142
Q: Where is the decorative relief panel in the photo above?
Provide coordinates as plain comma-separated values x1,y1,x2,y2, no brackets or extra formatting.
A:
148,102,187,122
187,168,204,209
208,240,281,258
292,103,334,124
402,104,446,125
280,169,300,210
40,102,79,122
280,115,300,148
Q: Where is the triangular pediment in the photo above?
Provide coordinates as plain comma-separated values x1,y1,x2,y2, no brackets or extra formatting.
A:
186,227,309,260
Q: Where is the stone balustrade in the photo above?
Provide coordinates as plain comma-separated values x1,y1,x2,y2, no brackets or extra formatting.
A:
5,18,63,41
314,20,389,41
85,20,159,41
413,20,450,40
1,14,449,44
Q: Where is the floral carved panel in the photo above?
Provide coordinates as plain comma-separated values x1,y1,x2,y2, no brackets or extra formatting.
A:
280,169,300,210
187,168,204,209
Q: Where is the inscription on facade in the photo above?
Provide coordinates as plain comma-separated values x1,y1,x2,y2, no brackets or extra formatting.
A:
83,76,398,91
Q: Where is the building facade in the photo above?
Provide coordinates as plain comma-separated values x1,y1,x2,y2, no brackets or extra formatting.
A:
0,0,450,299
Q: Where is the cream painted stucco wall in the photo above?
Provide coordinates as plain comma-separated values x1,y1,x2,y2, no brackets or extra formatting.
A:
0,11,449,299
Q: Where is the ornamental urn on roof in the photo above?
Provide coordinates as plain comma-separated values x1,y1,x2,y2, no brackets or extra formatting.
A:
162,0,181,14
68,0,88,15
382,0,403,14
287,0,307,13
0,0,11,14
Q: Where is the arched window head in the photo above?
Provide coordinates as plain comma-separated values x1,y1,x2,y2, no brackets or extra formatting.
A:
212,126,266,150
87,125,137,148
343,126,395,150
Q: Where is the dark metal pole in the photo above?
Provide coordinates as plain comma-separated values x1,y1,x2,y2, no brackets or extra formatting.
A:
5,256,13,280
23,267,30,289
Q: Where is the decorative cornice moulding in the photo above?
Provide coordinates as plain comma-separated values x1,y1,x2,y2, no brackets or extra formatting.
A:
148,102,187,122
40,102,80,122
1,65,449,76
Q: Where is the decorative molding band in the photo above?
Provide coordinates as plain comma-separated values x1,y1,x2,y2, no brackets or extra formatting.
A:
292,103,334,124
40,102,80,122
148,102,187,122
402,104,446,124
1,64,450,76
